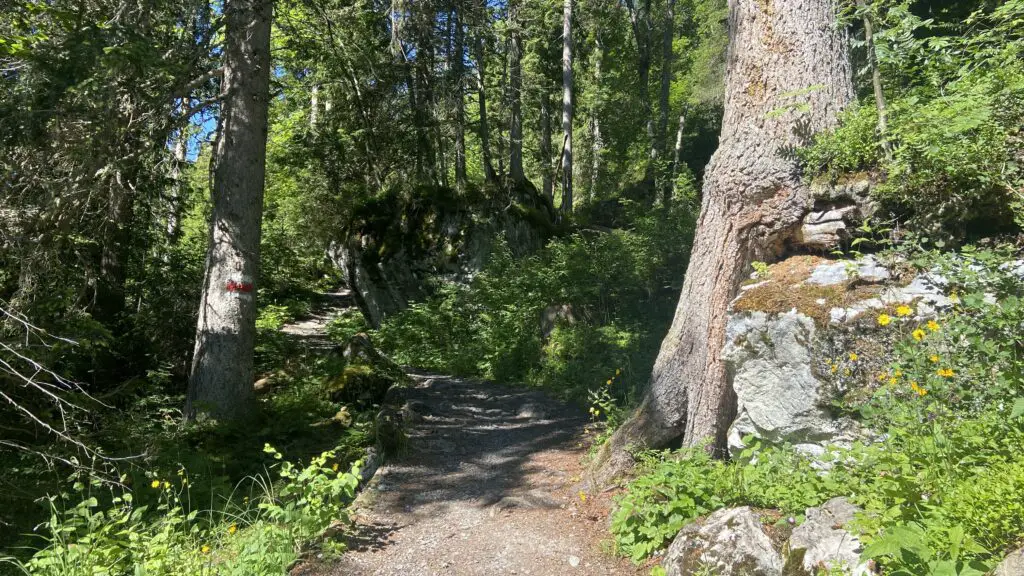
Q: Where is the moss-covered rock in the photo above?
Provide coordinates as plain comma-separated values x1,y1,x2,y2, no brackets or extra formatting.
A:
328,333,409,408
330,181,559,327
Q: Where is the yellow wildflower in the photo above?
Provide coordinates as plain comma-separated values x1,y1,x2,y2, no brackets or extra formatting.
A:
919,387,928,396
578,491,587,503
930,355,940,363
201,545,211,554
606,379,612,386
151,480,161,489
912,329,926,341
228,524,237,535
927,320,940,332
910,381,920,393
878,313,892,326
889,376,899,386
896,305,913,317
937,368,954,378
895,370,903,378
615,368,621,376
848,352,858,362
831,365,839,374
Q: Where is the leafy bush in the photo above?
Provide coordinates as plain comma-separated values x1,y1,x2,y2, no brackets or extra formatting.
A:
372,203,694,403
6,446,362,575
801,1,1024,238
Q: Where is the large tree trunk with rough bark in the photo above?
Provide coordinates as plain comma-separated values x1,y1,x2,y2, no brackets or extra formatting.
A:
560,0,573,214
185,0,272,422
591,0,853,483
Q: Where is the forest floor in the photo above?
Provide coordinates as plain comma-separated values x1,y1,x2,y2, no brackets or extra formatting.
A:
284,299,639,576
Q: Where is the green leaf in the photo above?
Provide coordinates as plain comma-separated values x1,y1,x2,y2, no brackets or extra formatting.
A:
1011,397,1024,419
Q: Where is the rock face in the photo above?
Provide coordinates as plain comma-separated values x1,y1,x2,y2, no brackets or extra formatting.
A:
994,547,1024,576
663,507,782,576
793,177,877,251
725,255,952,455
330,183,557,327
784,498,869,576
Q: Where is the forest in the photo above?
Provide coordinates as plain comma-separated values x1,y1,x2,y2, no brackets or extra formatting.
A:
1,0,1023,573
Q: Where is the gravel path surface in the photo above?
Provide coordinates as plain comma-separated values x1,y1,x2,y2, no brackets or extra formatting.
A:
301,373,639,576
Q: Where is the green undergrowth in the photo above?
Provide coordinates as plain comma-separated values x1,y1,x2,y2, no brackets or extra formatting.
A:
0,318,377,575
367,201,695,404
612,243,1024,575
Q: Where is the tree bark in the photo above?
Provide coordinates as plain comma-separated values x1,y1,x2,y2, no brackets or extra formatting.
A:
657,0,676,205
856,0,887,150
590,36,604,201
591,0,853,483
185,0,273,422
560,0,573,214
453,7,468,188
474,26,497,185
669,107,686,198
540,87,554,201
167,105,189,241
508,0,524,183
625,0,654,184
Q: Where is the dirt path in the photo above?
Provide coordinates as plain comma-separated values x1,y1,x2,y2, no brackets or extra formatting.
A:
280,290,352,348
303,373,640,576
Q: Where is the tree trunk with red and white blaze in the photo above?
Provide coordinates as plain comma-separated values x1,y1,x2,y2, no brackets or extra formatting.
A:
591,0,853,482
185,0,273,422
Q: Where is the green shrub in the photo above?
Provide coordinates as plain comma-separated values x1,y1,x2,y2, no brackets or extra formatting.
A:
6,446,362,575
374,203,694,403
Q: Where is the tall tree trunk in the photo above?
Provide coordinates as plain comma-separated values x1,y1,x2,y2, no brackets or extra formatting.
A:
626,0,654,184
590,36,604,201
508,0,524,183
540,87,554,201
310,83,320,129
657,0,676,205
95,177,131,326
856,0,887,151
167,106,188,241
497,52,507,180
453,7,468,188
591,0,853,482
185,0,273,422
560,0,573,214
474,29,497,185
669,107,686,197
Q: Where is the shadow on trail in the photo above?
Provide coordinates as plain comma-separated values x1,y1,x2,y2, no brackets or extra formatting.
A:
375,374,587,513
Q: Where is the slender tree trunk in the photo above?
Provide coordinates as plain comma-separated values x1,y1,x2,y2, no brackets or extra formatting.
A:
626,0,654,184
560,0,573,214
540,87,554,201
497,52,507,180
590,36,604,201
508,0,524,183
453,8,468,188
474,29,497,185
657,0,676,205
856,0,887,150
167,105,189,241
95,178,131,325
591,0,853,483
310,83,320,129
185,0,273,422
669,107,686,197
